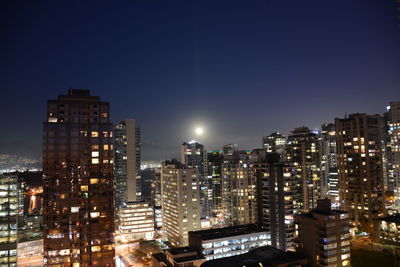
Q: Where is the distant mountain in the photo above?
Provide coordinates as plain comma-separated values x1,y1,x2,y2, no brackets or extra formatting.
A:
0,139,180,165
0,140,40,159
141,141,179,161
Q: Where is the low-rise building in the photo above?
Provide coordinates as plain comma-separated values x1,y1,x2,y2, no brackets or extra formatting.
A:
200,246,308,267
374,215,400,246
188,224,270,260
295,199,351,267
152,247,206,267
118,201,155,242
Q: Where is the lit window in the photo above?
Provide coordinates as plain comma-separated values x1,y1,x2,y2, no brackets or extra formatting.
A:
91,131,99,137
91,246,101,252
71,207,80,213
103,145,109,150
92,158,99,164
92,151,99,157
90,212,100,218
90,179,99,184
81,186,88,191
48,117,57,123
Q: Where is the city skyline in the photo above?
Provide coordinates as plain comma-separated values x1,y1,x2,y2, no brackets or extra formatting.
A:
1,0,400,161
1,1,400,266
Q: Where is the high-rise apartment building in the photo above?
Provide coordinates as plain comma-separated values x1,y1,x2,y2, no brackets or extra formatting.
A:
384,102,400,204
262,132,287,157
221,148,257,226
181,141,209,218
251,150,299,251
0,174,19,266
335,113,385,232
43,89,114,266
285,127,321,212
150,168,163,231
295,199,351,267
206,151,223,217
114,119,141,207
161,160,201,246
319,123,339,202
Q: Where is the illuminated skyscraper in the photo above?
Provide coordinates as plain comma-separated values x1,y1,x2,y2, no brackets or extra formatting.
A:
161,160,201,246
206,150,223,216
384,102,400,204
319,123,339,203
262,132,287,157
251,150,299,251
43,89,114,266
114,119,141,207
181,141,209,218
285,127,321,212
0,174,18,266
221,148,257,226
335,113,385,232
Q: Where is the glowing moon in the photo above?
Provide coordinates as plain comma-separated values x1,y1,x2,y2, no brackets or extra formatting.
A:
195,127,204,135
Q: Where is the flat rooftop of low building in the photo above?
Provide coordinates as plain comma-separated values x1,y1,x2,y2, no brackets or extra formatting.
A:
376,215,400,224
174,254,206,263
189,224,264,241
167,246,198,255
152,253,167,262
200,246,307,267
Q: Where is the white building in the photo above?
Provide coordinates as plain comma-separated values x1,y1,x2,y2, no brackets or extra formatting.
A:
188,224,270,260
161,160,201,246
118,202,155,242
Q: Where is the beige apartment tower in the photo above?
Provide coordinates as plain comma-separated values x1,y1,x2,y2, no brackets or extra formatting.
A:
161,160,201,246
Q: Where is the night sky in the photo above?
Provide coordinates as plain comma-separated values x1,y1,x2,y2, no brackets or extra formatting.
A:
1,0,399,160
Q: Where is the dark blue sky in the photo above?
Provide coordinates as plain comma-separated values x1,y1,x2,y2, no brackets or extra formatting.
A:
1,0,399,160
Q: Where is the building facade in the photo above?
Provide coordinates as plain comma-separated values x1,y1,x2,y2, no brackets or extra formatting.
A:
319,124,339,204
200,246,308,267
384,102,400,204
181,141,209,218
152,247,206,267
251,150,299,251
285,127,321,212
221,149,257,226
262,132,287,157
43,89,114,266
374,215,400,246
295,199,351,267
188,224,270,261
161,160,201,246
114,119,141,207
0,174,19,266
335,113,385,232
206,151,223,217
117,201,154,242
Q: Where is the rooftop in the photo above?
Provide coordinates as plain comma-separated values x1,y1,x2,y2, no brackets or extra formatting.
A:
200,246,307,267
189,224,265,241
167,246,198,255
376,215,400,224
174,254,206,263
